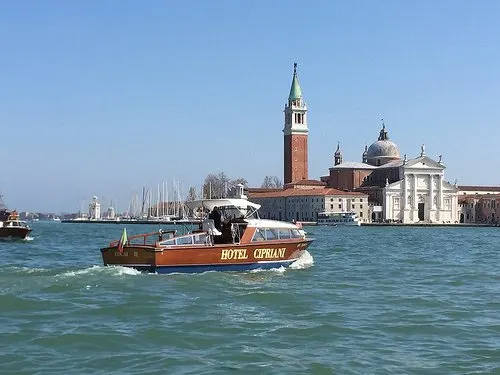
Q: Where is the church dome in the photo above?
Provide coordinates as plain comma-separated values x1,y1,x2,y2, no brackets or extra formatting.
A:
365,124,401,166
366,140,400,158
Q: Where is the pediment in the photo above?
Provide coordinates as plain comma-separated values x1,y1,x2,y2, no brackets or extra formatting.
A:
404,156,444,170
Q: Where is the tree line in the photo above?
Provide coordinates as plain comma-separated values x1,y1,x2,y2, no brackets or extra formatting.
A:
185,173,283,201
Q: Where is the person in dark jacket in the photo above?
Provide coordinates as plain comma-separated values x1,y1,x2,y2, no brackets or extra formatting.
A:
210,206,222,231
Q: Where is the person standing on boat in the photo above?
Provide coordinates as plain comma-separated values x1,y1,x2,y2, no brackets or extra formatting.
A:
209,206,222,231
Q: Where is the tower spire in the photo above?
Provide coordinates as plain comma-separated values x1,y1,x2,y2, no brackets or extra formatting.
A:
283,63,308,184
288,62,302,102
378,119,389,141
334,142,343,166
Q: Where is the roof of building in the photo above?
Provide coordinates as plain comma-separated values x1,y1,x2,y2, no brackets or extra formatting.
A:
288,63,302,101
286,179,326,186
366,140,400,159
249,188,367,198
458,185,500,192
331,161,377,170
247,187,283,194
366,124,400,160
377,159,404,169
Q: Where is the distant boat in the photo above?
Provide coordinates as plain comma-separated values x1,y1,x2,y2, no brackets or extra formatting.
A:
317,212,361,226
0,209,32,240
52,216,61,222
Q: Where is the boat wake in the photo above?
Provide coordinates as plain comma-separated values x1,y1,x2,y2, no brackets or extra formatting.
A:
57,265,142,278
250,266,287,274
289,250,314,270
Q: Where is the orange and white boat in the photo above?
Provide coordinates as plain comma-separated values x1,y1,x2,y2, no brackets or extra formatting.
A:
0,209,32,240
100,188,313,273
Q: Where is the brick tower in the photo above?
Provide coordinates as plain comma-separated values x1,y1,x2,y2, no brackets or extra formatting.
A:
283,63,309,184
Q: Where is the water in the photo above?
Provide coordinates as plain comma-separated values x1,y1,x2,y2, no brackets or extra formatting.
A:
1,222,499,374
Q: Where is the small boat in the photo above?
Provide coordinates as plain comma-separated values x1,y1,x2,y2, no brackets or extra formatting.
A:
317,211,361,226
100,194,314,273
0,209,32,240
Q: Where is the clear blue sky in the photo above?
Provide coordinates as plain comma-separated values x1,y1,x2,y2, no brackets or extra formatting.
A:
1,1,499,213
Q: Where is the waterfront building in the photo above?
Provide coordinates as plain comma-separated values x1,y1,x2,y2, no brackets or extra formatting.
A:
249,185,369,223
457,186,500,224
88,196,101,220
321,124,459,223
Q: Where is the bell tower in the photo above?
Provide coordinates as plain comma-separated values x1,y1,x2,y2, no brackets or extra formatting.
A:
283,63,309,184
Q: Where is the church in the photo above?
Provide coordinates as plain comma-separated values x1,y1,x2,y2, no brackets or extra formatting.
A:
250,64,459,224
321,124,459,223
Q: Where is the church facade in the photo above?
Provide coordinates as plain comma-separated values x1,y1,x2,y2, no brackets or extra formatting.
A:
383,153,459,223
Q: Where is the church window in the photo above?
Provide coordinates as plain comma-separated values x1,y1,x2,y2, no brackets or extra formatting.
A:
377,159,381,166
360,204,363,209
338,204,342,209
330,204,333,209
444,198,451,210
394,197,400,210
359,212,363,217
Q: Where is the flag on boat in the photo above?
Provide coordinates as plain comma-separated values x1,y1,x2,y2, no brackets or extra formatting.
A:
118,227,128,253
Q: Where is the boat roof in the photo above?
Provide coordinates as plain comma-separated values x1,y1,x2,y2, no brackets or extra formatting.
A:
185,198,261,211
246,218,300,229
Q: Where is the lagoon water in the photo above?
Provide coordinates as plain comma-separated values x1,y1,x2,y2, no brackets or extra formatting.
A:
1,222,499,374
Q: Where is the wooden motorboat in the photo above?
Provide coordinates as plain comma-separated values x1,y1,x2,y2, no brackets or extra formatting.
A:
101,195,313,273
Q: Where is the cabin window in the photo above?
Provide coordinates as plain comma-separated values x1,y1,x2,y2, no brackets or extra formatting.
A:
291,229,302,238
265,228,278,240
160,239,175,246
252,228,266,242
193,233,208,244
176,236,193,245
278,228,291,239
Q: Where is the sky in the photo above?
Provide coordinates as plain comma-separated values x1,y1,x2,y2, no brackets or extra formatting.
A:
1,0,499,213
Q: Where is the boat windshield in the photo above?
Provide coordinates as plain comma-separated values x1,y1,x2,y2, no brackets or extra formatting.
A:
220,205,259,221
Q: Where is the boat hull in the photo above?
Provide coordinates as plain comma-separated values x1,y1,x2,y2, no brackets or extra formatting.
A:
0,227,32,240
101,240,312,273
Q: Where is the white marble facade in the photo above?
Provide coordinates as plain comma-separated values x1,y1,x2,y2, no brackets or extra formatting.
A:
383,156,458,223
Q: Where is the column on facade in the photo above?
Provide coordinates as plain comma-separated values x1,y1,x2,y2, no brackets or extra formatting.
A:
413,174,418,210
403,173,408,209
438,174,443,208
429,174,434,209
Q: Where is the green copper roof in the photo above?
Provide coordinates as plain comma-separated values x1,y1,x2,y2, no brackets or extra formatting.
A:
288,63,302,101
